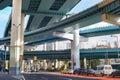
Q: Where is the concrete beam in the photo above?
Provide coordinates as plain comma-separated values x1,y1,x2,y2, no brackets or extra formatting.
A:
102,13,120,26
23,10,65,16
98,0,114,8
53,32,88,42
53,32,73,40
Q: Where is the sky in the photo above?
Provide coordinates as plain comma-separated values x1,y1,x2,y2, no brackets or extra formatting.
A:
69,0,103,13
0,0,119,49
0,7,11,37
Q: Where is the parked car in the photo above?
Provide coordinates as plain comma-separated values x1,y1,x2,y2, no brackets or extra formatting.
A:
73,68,83,75
66,69,74,74
61,69,74,74
87,69,96,76
95,65,112,76
61,69,67,73
110,69,120,77
73,68,95,76
80,69,96,76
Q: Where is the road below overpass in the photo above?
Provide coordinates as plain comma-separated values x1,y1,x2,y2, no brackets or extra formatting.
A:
23,72,120,80
23,72,97,80
0,72,120,80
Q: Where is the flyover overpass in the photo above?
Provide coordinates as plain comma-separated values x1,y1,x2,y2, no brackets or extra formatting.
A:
1,48,120,60
0,0,120,45
0,25,119,45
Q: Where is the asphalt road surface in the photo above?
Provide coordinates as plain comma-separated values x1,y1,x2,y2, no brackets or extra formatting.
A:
0,72,119,80
23,73,99,80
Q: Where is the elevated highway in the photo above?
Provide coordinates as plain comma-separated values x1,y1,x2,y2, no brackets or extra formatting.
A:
0,0,120,45
0,25,119,45
1,48,120,60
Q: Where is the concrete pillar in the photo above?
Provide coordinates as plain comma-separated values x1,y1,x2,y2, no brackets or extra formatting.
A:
21,60,25,72
84,57,87,69
33,56,37,71
27,60,31,72
43,43,47,51
44,60,47,70
55,59,58,69
20,13,25,73
71,29,80,70
9,0,22,74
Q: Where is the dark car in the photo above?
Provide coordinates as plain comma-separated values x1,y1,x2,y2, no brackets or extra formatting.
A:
110,69,120,77
73,68,95,76
73,68,83,75
81,69,96,76
87,69,96,76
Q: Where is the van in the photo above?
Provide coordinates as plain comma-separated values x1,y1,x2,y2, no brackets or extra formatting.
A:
95,65,112,76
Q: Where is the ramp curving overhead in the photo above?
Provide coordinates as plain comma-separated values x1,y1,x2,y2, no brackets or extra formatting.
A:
4,0,81,37
14,0,120,44
0,25,120,45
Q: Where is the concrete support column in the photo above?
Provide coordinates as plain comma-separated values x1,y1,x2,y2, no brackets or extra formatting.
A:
33,56,37,71
20,13,25,73
84,57,87,69
43,43,47,51
55,59,58,69
71,29,80,70
44,60,47,70
21,60,25,72
27,60,31,72
9,0,22,75
47,61,51,68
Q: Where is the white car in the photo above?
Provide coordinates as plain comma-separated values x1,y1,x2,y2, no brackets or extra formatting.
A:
95,65,112,76
66,69,74,74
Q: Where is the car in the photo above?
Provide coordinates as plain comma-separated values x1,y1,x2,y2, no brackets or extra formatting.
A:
73,68,83,75
73,68,96,76
95,65,112,76
80,69,96,76
61,69,67,73
110,69,120,77
61,69,74,74
66,69,74,74
87,69,96,76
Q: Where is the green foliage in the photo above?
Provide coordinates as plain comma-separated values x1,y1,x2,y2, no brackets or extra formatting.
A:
91,59,100,69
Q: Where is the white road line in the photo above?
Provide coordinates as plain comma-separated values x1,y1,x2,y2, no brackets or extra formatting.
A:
41,77,48,80
59,77,72,80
